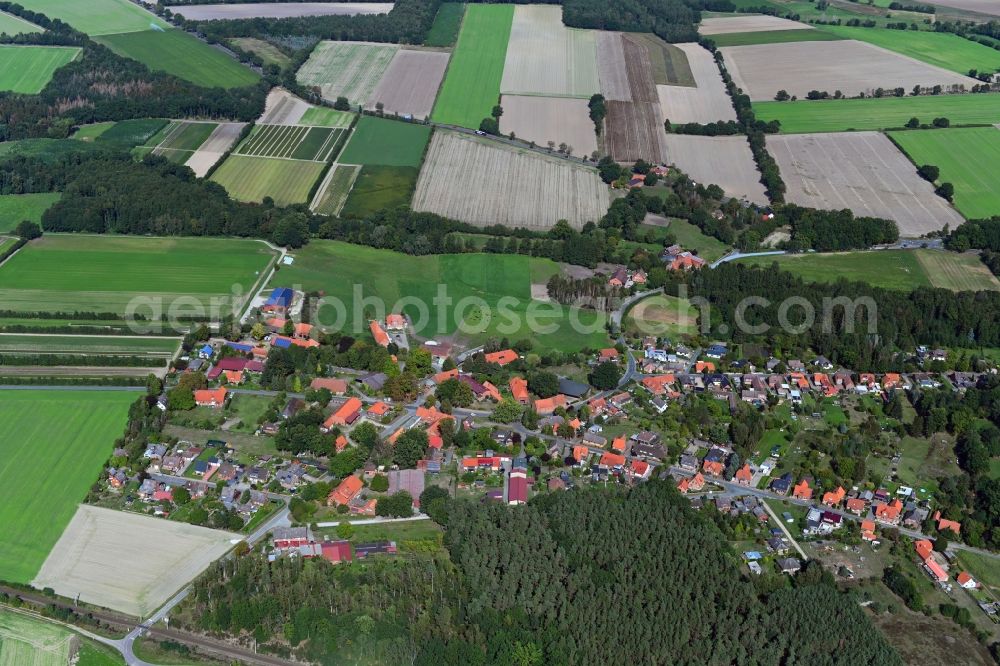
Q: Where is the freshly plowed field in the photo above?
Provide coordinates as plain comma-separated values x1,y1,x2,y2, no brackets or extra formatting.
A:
622,35,659,103
605,100,665,162
413,130,610,229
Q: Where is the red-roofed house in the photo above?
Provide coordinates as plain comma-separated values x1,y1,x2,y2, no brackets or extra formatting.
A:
695,361,715,373
321,540,353,564
600,452,626,469
416,405,445,425
508,469,528,505
703,459,724,477
433,368,459,384
223,370,244,385
335,434,349,453
924,558,948,582
385,313,406,330
323,397,363,430
481,380,502,402
957,571,977,589
874,499,903,524
629,459,651,480
860,520,877,542
370,320,390,347
678,472,705,493
534,394,567,415
642,374,675,396
328,476,363,506
846,498,866,515
822,486,846,507
588,397,606,416
938,517,962,535
667,251,706,271
294,322,314,339
367,401,391,418
194,387,228,408
510,376,530,404
572,445,589,464
792,479,812,500
311,377,348,394
485,349,518,366
915,539,934,562
599,348,620,362
611,437,626,453
734,464,752,486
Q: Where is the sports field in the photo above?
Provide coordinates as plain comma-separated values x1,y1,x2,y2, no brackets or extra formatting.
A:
754,94,1000,134
96,29,260,89
337,116,430,166
0,10,41,35
889,126,1000,220
235,124,344,161
211,155,325,205
340,165,419,218
0,46,79,94
272,240,610,351
432,4,513,128
0,235,275,324
14,0,169,35
0,193,60,232
821,26,1000,74
0,390,135,584
0,609,124,666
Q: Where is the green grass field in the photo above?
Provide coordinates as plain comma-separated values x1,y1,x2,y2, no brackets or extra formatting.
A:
914,249,1000,292
211,155,325,206
0,10,41,35
274,240,610,351
890,127,1000,220
648,217,731,262
155,121,218,152
299,107,354,128
0,390,135,583
0,334,178,356
821,26,1000,74
0,609,124,665
708,28,842,47
0,235,275,323
425,3,465,47
338,116,431,167
14,0,169,35
0,193,60,232
229,37,291,69
340,165,419,218
754,94,1000,134
97,118,169,149
432,3,513,128
0,46,80,94
625,294,698,337
72,122,115,141
96,29,259,89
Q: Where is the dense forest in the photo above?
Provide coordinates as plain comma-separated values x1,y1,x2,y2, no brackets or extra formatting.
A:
181,481,901,665
780,205,899,252
945,217,1000,252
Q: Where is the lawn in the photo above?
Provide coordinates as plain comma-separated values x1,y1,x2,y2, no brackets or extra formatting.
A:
737,250,934,291
890,127,1000,220
299,106,355,128
821,26,1000,75
915,250,1000,292
337,116,431,167
340,165,419,218
657,217,731,262
425,3,465,47
95,29,259,89
0,390,135,583
14,0,169,36
754,94,1000,134
0,193,60,232
431,3,513,128
0,609,124,666
273,240,611,351
708,29,842,47
211,155,325,206
0,46,80,94
625,294,699,337
956,550,1000,593
0,235,275,325
0,10,41,35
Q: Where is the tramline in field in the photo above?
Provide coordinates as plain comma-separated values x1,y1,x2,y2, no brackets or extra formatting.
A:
235,124,345,162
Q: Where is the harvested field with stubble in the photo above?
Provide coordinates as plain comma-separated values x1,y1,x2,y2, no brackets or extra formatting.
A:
720,40,979,102
33,505,235,617
767,131,965,236
500,5,599,98
916,250,1000,292
699,15,813,35
662,134,767,204
597,31,631,101
657,42,735,124
606,100,665,162
184,122,246,177
499,95,598,156
413,130,610,229
172,2,393,20
297,41,398,105
367,49,449,119
260,88,309,125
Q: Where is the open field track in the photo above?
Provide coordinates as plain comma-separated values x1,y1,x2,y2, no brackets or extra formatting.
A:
657,42,736,124
0,390,135,584
662,134,767,204
33,505,235,617
699,14,814,35
720,40,980,102
413,130,610,230
0,45,80,95
184,122,246,177
296,41,398,106
500,5,599,98
499,95,598,157
605,100,666,162
171,2,393,20
211,155,325,205
367,49,450,119
596,32,631,102
259,88,309,125
767,131,965,236
889,126,1000,220
311,164,362,216
235,124,343,162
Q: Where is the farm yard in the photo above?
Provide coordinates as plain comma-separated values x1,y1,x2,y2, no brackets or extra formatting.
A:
889,126,1000,220
211,155,326,205
367,49,449,119
500,5,599,98
33,505,235,617
754,94,1000,134
413,130,610,230
720,40,979,102
698,15,814,35
235,124,345,162
0,9,41,34
0,235,276,328
273,240,611,351
499,95,598,156
183,122,247,177
311,164,361,216
432,4,513,128
767,131,965,236
170,2,394,20
0,46,80,94
0,609,124,666
662,134,767,204
0,193,60,231
657,42,736,124
337,116,430,166
0,390,135,584
296,41,398,106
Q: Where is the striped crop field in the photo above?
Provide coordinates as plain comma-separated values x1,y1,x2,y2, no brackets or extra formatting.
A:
0,334,179,357
312,164,362,216
212,155,326,205
235,124,344,161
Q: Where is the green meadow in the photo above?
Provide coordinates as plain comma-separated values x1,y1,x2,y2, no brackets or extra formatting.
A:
425,3,466,47
338,116,431,167
14,0,169,35
708,29,841,47
0,10,41,35
211,155,325,206
0,193,61,232
0,46,79,94
821,26,1000,75
340,165,420,218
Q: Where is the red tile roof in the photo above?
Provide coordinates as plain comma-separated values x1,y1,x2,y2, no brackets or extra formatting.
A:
433,368,459,384
822,486,846,506
533,394,567,415
792,479,813,500
326,397,363,428
370,320,390,347
510,376,529,403
938,518,962,535
572,445,589,462
914,539,934,562
368,401,391,416
734,464,752,484
194,387,227,407
311,377,348,394
611,437,626,452
485,349,518,366
328,475,363,505
600,452,626,468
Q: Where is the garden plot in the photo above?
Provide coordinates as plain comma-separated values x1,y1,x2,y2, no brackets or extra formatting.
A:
720,40,979,102
662,134,767,204
767,131,965,236
33,505,235,617
171,2,393,19
311,164,362,216
184,122,246,177
413,130,610,229
500,5,599,98
699,15,814,35
499,95,598,156
259,87,309,125
597,31,631,101
657,42,736,124
297,41,398,106
235,124,343,161
367,49,449,119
